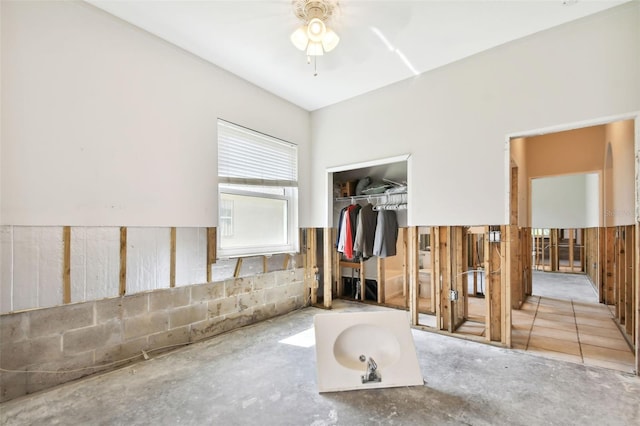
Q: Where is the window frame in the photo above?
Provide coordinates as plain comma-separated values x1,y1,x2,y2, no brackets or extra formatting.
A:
217,120,299,258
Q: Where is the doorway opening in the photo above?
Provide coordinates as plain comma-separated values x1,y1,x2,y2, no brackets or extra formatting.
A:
508,117,638,373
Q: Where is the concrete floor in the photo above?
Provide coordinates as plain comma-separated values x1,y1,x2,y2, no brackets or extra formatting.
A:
531,271,598,303
2,299,639,425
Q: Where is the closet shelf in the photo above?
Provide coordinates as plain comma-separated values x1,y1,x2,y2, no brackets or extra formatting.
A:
335,191,407,203
340,261,362,268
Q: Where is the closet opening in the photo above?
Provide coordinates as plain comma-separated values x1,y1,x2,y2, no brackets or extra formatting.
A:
325,155,411,312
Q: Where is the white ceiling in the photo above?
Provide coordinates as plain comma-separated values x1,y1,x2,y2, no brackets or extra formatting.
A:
87,0,627,111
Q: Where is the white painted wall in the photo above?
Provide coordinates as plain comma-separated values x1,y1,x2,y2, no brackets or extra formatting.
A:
0,0,311,227
531,174,598,229
310,3,640,227
606,120,637,226
585,173,600,227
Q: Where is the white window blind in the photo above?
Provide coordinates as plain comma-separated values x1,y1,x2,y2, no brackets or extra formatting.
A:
218,119,298,187
217,119,299,257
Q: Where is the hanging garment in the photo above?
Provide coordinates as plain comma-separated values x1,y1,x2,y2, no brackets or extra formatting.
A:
343,204,361,259
353,203,377,259
335,207,346,248
337,207,349,253
373,210,398,258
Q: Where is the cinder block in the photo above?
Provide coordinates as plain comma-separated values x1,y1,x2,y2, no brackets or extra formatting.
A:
0,312,29,343
96,294,148,323
190,316,225,341
95,298,123,323
63,321,122,355
0,339,29,370
286,282,305,298
29,335,64,365
224,277,252,297
95,336,148,365
123,311,168,340
26,351,94,395
293,267,304,282
29,303,94,338
294,295,309,309
121,293,149,317
223,311,254,331
274,269,298,287
0,335,62,370
253,273,276,291
148,325,190,350
238,290,265,312
207,296,238,319
148,287,190,311
252,303,277,322
191,282,224,303
275,297,298,315
265,285,290,304
169,304,207,329
0,369,27,403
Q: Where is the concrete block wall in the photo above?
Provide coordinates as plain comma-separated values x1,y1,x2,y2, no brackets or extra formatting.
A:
0,268,306,402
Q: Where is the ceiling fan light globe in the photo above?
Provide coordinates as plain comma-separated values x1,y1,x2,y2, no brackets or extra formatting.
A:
322,28,339,52
307,18,326,42
306,41,324,56
291,26,309,50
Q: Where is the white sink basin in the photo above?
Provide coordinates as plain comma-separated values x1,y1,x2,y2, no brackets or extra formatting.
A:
314,310,423,393
333,323,401,371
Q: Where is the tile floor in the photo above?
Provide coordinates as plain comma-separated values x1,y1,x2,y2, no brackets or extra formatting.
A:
457,271,635,374
349,271,635,374
511,295,635,373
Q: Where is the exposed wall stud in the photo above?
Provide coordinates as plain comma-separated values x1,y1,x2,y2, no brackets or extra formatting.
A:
63,226,71,304
323,227,333,309
485,226,502,342
605,227,616,304
624,225,633,335
170,227,176,288
377,256,386,305
206,227,216,282
633,222,640,376
119,227,127,296
307,228,317,305
408,226,418,325
501,225,511,347
233,258,243,278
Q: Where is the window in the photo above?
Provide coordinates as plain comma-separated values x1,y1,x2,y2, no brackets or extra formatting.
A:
217,119,298,257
